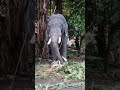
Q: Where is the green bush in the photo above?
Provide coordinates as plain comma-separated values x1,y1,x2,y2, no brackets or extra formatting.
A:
59,61,85,82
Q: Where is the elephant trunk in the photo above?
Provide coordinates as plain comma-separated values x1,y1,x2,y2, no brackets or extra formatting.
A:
51,42,63,61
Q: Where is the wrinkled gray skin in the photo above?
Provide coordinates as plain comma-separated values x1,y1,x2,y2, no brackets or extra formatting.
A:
46,14,68,63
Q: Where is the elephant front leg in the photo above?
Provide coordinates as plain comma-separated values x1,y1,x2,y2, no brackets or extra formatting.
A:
51,49,56,61
51,44,63,63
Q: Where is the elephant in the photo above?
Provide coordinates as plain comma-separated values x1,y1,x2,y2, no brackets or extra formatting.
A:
46,13,69,63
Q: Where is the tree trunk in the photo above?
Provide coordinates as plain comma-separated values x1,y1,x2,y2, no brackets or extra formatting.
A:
96,22,106,58
0,0,35,75
36,0,48,58
104,25,115,72
75,34,80,50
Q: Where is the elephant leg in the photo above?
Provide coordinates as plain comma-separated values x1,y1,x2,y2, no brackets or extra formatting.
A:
51,50,56,61
60,36,68,61
50,44,63,63
48,45,52,59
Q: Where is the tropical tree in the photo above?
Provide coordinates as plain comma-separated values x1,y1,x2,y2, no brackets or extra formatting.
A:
86,0,120,72
0,0,35,75
64,0,85,56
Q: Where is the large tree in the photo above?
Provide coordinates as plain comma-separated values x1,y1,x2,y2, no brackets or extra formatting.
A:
35,0,48,58
86,0,120,72
0,0,35,76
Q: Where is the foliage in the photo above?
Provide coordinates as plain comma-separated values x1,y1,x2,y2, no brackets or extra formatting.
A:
88,0,120,24
67,48,78,58
63,0,85,37
86,0,120,47
59,61,85,82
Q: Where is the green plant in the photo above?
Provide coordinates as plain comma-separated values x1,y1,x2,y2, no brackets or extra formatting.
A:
59,61,85,82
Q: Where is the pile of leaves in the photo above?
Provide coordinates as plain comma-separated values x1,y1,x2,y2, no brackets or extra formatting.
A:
59,61,85,82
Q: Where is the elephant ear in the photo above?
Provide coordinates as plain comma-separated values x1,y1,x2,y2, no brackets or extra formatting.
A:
62,16,69,37
63,22,69,38
65,23,68,37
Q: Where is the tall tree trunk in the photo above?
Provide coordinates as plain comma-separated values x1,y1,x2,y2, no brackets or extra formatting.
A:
0,0,35,75
97,22,106,58
37,0,48,58
75,34,80,50
104,25,114,72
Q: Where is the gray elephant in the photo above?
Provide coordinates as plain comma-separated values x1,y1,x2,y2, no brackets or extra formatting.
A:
46,13,69,63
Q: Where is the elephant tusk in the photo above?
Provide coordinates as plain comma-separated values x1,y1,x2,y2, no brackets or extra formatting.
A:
58,37,61,43
62,56,67,61
47,38,51,45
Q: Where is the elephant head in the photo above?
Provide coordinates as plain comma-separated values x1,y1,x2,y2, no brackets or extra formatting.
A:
47,26,62,44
